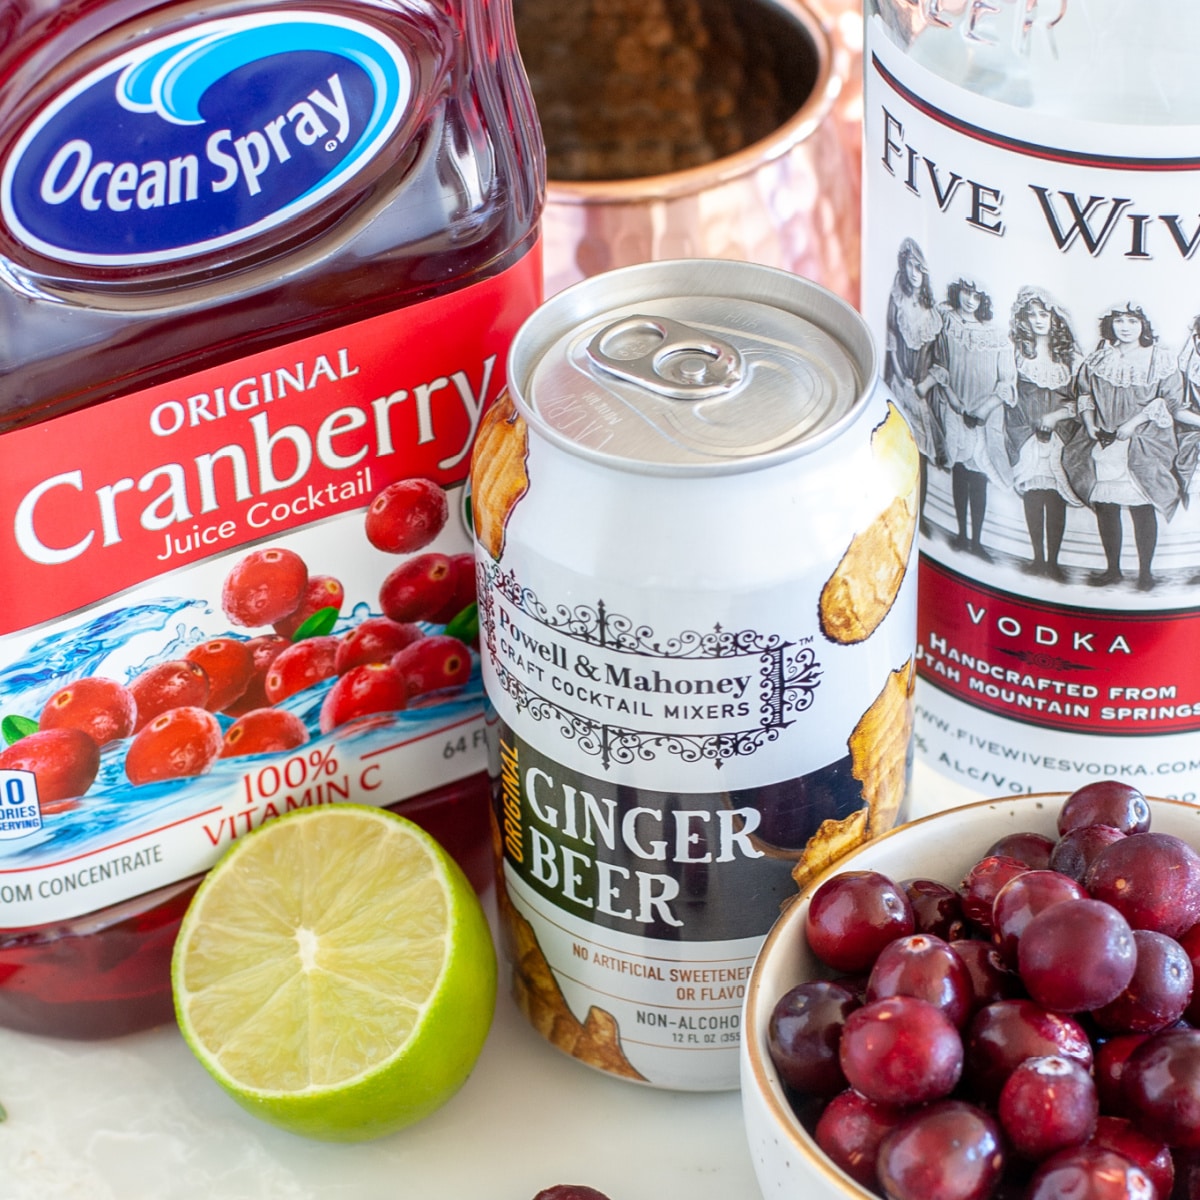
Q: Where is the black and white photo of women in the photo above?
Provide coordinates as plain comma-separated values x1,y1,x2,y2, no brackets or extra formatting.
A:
884,238,943,533
1062,303,1182,591
1173,315,1200,515
929,277,1015,560
1006,286,1083,581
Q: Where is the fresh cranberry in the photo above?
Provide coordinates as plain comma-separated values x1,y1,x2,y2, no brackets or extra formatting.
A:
0,728,100,808
766,980,858,1097
335,617,423,674
1085,833,1200,938
806,870,915,974
904,878,968,941
1058,782,1152,837
392,634,473,699
813,1089,908,1190
992,869,1089,968
1180,923,1200,1025
379,553,457,623
1122,1028,1200,1149
1093,929,1194,1035
185,637,254,713
1089,1116,1174,1200
129,660,210,730
876,1100,1005,1200
38,676,136,746
532,1188,613,1200
950,938,1025,1014
964,999,1093,1104
220,709,310,758
1095,1034,1153,1116
960,855,1030,933
427,551,478,624
1050,824,1126,884
221,547,308,627
1028,1144,1155,1200
264,637,340,704
1018,898,1137,1013
364,478,449,554
273,575,345,639
998,1055,1098,1161
987,830,1057,871
125,707,223,785
319,663,409,733
222,634,290,716
838,995,963,1106
865,933,974,1028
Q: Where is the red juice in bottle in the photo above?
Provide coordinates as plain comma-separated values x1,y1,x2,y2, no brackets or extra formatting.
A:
0,0,544,1038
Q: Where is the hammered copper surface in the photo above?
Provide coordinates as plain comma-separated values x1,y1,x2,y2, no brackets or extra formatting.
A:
518,0,861,306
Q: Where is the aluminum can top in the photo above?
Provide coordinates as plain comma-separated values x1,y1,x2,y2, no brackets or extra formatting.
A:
508,259,877,475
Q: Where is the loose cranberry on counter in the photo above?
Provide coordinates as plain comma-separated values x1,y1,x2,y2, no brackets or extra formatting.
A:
38,676,136,746
998,1055,1098,1161
839,995,963,1106
1085,833,1200,938
876,1100,1005,1200
767,980,859,1097
532,1188,613,1200
806,870,915,974
814,1089,908,1191
1058,782,1152,837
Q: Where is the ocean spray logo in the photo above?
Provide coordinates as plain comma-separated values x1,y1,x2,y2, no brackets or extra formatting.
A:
1,13,412,266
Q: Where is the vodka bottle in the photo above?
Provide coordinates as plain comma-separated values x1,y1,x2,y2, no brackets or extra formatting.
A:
862,1,1200,806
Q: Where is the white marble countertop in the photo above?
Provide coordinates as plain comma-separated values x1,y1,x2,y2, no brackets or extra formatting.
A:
0,763,971,1200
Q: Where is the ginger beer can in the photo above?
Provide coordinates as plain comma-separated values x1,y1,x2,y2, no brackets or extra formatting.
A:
470,259,919,1090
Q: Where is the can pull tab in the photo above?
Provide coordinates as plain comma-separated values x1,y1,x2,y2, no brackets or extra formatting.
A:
585,315,744,400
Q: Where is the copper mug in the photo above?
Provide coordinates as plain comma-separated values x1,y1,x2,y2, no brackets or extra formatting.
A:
517,0,861,306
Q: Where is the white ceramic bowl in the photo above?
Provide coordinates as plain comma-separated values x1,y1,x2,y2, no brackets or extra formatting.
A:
739,792,1200,1200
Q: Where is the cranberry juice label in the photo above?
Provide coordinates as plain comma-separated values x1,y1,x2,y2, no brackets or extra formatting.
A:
474,385,918,1090
863,25,1200,802
2,12,410,265
0,249,542,927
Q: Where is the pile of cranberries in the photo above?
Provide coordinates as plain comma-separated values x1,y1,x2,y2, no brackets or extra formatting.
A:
768,781,1200,1200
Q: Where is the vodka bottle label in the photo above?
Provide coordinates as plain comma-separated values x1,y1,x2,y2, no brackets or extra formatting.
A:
863,23,1200,802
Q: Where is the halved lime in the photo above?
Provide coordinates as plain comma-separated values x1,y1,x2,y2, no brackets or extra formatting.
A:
172,804,496,1142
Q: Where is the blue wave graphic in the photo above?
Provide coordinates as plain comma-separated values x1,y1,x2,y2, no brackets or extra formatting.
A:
113,16,404,182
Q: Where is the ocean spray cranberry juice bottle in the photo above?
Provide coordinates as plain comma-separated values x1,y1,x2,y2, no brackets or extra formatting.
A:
0,0,544,1038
